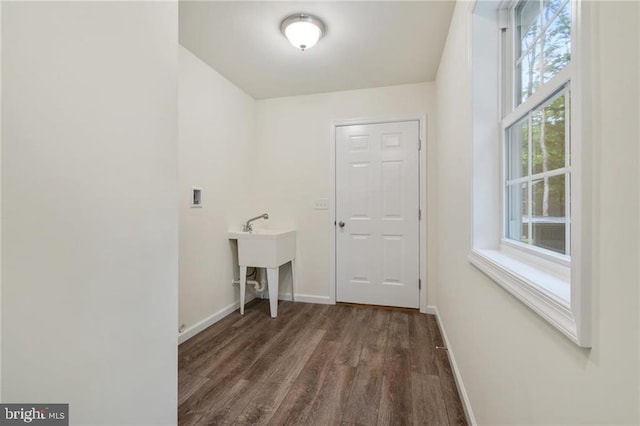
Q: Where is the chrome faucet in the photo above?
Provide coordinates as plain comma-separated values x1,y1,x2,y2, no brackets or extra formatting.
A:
243,213,269,232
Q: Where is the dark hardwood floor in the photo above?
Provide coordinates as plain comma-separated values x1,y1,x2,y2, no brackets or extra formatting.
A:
178,300,467,426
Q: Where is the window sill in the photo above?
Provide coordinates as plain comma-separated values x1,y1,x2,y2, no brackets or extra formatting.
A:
468,248,580,344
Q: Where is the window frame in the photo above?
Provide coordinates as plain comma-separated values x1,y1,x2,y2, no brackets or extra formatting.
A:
468,0,592,347
502,87,572,264
502,0,573,263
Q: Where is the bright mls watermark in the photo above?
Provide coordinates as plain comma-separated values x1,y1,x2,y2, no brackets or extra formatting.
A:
0,404,68,425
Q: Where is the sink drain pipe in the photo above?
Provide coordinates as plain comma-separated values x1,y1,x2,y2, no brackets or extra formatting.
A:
231,278,266,292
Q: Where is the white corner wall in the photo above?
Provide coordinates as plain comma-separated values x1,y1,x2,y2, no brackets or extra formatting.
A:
2,3,179,424
253,84,437,307
435,1,639,424
178,46,255,334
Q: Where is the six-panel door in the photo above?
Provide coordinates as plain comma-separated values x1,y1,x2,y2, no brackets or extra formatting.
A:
336,120,420,308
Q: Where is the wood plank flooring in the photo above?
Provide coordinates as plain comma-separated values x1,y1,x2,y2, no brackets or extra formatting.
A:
178,300,467,426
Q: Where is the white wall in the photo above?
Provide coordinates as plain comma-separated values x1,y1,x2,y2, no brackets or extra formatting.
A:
2,3,178,424
178,46,255,334
253,83,437,307
436,1,639,424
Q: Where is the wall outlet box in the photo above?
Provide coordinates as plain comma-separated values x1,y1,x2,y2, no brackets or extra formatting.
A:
314,198,329,210
191,187,202,208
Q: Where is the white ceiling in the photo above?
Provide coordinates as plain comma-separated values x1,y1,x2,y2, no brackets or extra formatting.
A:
179,1,455,100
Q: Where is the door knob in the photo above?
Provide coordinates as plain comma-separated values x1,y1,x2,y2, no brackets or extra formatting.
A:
338,221,345,228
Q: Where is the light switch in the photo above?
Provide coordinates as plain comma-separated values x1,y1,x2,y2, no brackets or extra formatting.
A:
314,198,329,210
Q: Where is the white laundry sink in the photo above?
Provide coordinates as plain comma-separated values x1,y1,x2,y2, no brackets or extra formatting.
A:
229,229,296,318
228,229,296,268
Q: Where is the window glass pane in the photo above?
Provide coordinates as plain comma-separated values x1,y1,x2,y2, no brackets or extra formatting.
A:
514,0,570,106
533,94,566,174
532,174,566,254
518,43,541,105
506,182,529,243
507,118,529,180
542,0,568,26
517,0,541,53
531,108,543,174
542,0,571,83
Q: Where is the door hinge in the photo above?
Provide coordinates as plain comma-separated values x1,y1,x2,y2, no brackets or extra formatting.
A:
418,139,422,151
418,209,422,220
419,278,422,290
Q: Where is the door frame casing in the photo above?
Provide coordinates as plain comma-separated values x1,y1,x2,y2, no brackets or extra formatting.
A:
329,114,428,313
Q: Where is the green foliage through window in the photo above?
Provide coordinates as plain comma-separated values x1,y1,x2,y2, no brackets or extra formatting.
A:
516,0,571,105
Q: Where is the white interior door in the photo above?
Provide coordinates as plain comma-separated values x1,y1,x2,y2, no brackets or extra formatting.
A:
335,120,420,308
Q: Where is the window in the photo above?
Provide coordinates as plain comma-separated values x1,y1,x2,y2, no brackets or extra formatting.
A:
506,91,570,257
468,0,591,347
514,0,571,106
504,0,571,260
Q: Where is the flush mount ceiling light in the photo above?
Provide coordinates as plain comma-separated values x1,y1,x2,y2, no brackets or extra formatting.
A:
280,13,325,51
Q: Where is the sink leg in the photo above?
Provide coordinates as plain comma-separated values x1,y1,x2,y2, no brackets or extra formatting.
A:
239,266,247,315
267,267,279,318
291,259,296,302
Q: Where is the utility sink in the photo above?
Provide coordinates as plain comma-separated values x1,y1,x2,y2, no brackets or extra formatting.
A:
229,229,296,318
228,229,296,268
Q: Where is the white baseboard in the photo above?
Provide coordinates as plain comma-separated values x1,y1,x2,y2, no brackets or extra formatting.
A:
432,306,477,426
178,294,255,345
426,305,437,315
257,292,333,305
292,293,332,304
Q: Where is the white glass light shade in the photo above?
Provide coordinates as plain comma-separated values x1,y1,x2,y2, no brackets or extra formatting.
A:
285,21,321,50
281,14,325,51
